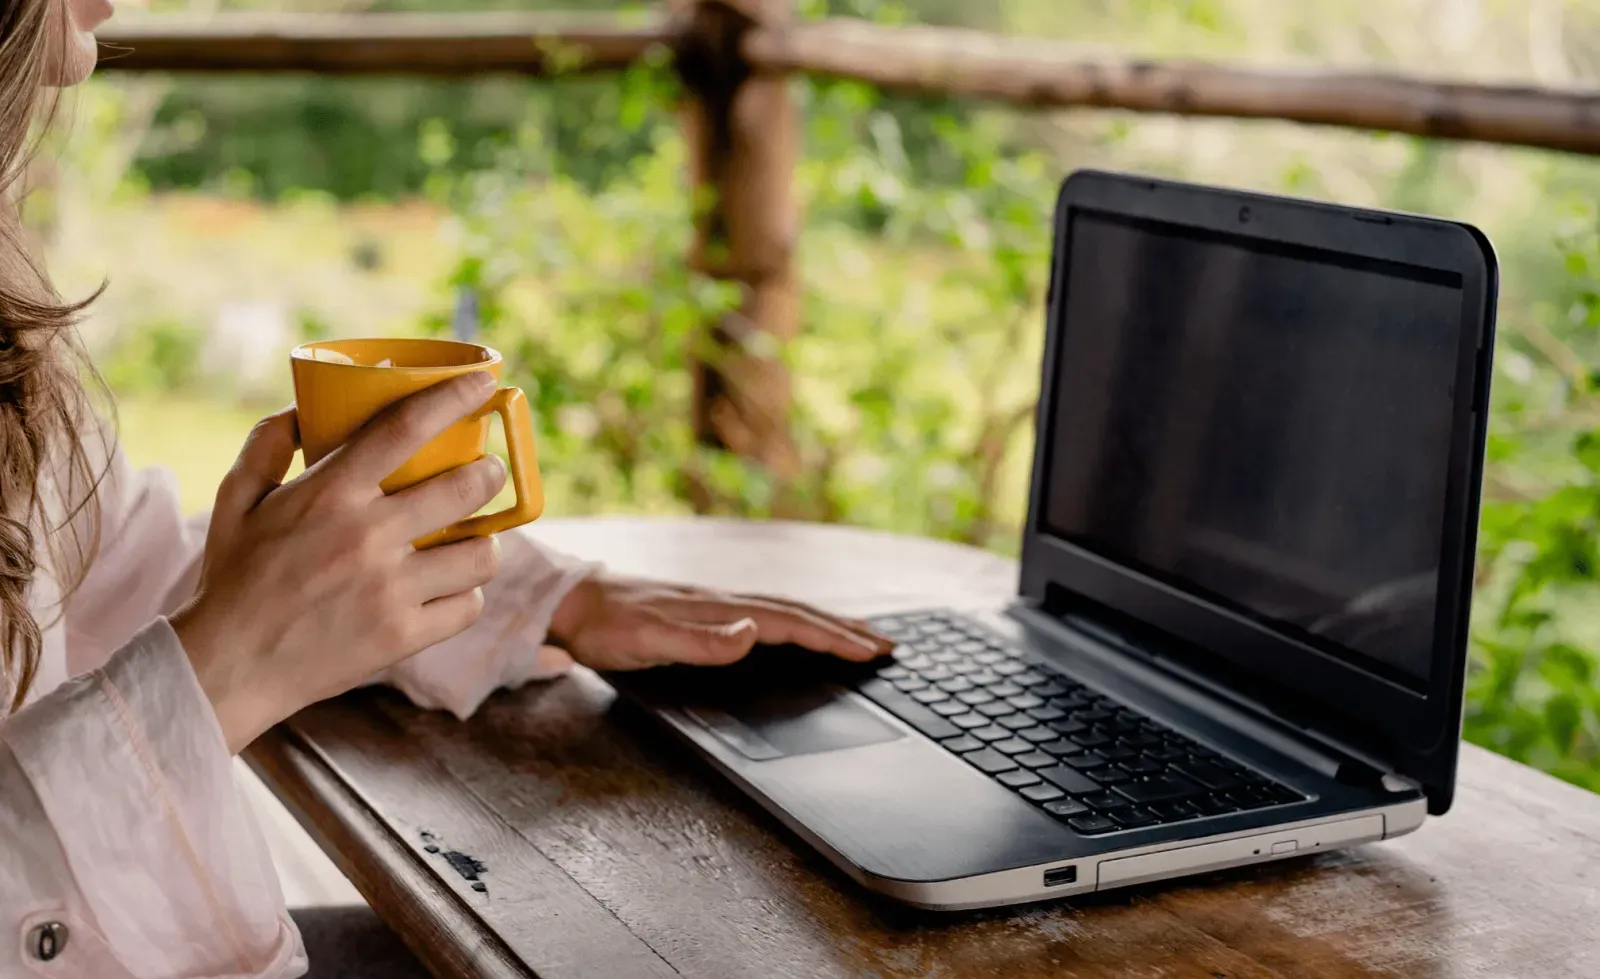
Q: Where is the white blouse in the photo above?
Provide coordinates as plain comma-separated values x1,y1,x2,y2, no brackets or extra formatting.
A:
0,432,596,977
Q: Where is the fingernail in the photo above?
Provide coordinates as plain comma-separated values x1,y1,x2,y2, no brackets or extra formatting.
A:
719,617,757,637
469,371,496,393
490,534,502,560
483,453,506,477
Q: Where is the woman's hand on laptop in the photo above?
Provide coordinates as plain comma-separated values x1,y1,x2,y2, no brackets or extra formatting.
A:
547,577,895,671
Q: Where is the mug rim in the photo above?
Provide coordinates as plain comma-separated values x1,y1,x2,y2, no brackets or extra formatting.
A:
291,337,502,373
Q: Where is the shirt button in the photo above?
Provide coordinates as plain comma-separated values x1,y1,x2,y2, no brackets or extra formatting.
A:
28,922,68,962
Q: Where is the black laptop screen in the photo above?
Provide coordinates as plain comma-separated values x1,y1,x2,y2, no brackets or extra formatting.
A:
1041,209,1465,689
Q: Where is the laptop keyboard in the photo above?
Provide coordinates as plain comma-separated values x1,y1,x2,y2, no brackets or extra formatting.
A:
858,610,1305,835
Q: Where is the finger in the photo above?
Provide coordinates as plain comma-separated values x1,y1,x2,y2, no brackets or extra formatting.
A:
653,596,885,661
632,608,760,667
730,593,895,650
633,583,892,650
412,587,487,650
404,536,502,604
383,455,507,541
213,407,300,529
324,372,497,490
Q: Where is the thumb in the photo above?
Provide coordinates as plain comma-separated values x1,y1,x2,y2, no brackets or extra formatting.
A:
638,609,760,666
213,407,300,530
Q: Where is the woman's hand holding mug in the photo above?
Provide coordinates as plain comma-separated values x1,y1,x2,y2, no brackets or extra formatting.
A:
172,372,509,754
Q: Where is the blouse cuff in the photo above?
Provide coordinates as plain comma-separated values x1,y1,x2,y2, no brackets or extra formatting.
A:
3,620,303,976
373,531,601,720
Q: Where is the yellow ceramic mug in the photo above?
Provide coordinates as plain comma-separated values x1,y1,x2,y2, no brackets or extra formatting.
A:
290,338,544,549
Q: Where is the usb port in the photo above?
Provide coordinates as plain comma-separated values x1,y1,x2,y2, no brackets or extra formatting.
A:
1043,865,1077,888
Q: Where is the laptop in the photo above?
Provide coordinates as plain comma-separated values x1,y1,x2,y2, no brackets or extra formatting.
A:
612,169,1499,910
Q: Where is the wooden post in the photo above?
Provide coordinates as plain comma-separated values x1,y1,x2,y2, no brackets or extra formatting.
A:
672,0,800,510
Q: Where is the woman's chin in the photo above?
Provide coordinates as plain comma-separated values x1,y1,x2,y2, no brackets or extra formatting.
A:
43,34,99,88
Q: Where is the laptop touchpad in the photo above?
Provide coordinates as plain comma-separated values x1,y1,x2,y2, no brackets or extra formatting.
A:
685,687,903,760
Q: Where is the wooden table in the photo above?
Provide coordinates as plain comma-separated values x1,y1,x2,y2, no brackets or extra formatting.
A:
246,517,1600,979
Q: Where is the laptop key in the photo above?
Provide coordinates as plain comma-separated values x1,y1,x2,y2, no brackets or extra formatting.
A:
891,676,929,692
989,682,1026,698
1093,768,1136,786
936,677,975,694
955,640,987,655
1033,680,1071,697
910,689,950,705
1098,745,1138,761
1070,731,1111,749
971,725,1011,742
1071,752,1111,769
1114,774,1204,805
949,713,990,730
1027,705,1067,723
1019,726,1058,743
1016,752,1057,769
962,749,1017,775
993,738,1033,755
997,769,1043,789
1067,814,1118,835
856,679,961,740
1013,671,1049,687
930,701,970,717
998,715,1036,731
1110,807,1160,829
1039,765,1102,794
1043,798,1089,818
992,661,1027,677
939,736,984,754
1151,800,1201,821
955,690,995,706
1119,757,1163,775
1039,739,1083,757
967,670,1003,686
1023,785,1068,804
1191,795,1237,816
977,701,1017,718
1175,762,1244,791
1227,787,1274,809
877,665,910,680
1082,791,1129,810
1048,718,1089,736
1007,693,1045,710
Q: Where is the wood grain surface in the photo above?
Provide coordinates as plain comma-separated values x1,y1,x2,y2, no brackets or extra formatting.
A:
248,517,1600,979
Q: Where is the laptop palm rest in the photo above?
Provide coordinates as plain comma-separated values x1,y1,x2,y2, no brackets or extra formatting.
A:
685,687,903,760
621,646,905,760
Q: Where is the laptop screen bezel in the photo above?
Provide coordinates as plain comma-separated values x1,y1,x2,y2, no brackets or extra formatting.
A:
1019,170,1497,814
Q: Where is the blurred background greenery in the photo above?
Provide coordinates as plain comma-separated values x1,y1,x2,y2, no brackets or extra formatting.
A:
36,0,1600,791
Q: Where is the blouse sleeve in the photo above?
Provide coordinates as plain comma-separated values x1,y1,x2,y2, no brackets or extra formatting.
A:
0,620,306,978
368,527,601,719
60,437,205,676
63,431,598,718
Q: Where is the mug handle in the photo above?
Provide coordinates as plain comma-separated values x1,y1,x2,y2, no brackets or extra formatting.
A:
417,386,545,550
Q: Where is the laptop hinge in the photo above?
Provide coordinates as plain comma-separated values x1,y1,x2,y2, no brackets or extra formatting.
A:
1009,603,1393,787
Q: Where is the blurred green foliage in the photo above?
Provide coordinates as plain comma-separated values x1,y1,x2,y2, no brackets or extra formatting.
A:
94,0,1600,792
99,318,204,397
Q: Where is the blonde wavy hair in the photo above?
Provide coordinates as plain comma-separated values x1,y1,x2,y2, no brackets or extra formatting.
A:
1,0,107,712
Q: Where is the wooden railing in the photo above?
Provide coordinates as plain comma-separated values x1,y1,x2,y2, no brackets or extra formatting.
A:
98,1,1600,505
